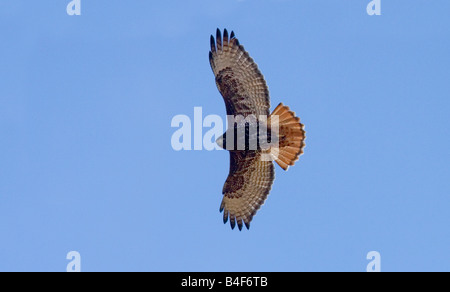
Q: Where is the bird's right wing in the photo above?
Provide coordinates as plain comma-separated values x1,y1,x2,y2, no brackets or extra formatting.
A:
209,29,271,117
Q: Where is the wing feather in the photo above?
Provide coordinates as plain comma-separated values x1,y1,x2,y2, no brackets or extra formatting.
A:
220,151,275,230
209,29,270,117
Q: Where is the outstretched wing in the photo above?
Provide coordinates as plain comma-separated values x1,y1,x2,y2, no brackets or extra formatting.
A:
209,29,270,117
220,151,275,230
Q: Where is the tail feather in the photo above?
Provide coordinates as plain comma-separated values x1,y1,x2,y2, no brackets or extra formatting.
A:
268,103,306,170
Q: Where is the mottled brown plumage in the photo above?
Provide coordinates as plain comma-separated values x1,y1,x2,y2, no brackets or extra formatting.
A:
209,29,306,230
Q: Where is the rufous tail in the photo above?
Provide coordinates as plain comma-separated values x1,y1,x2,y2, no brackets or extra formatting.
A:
268,103,306,170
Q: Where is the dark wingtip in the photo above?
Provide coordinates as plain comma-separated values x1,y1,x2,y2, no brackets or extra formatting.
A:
210,35,216,53
245,222,250,230
216,28,222,50
222,207,228,224
230,217,236,230
223,28,229,45
230,31,235,39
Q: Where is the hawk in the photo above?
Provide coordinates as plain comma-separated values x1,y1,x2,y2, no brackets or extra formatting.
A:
209,29,306,230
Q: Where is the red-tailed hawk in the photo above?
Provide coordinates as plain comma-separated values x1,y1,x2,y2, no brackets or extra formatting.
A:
209,29,306,230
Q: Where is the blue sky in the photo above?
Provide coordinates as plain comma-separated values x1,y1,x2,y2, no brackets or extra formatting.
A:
1,0,449,272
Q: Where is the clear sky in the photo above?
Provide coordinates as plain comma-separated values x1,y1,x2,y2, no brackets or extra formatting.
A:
1,1,449,272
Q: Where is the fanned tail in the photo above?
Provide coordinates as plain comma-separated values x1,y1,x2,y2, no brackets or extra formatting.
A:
268,103,306,170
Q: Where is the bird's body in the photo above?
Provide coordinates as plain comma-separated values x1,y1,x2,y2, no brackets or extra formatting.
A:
209,29,306,230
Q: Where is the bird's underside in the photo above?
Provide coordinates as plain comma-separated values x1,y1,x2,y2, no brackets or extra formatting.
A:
209,28,306,230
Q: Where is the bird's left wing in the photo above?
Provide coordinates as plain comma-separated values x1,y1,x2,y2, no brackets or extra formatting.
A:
220,151,275,230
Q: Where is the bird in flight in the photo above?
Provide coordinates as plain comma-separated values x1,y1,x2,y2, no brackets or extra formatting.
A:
209,29,306,230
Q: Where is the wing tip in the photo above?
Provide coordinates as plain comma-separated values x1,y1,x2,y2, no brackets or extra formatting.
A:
210,34,216,53
212,28,240,52
216,28,222,50
221,207,252,231
230,216,236,230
